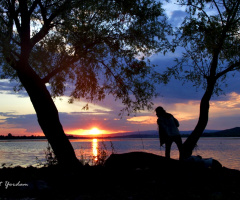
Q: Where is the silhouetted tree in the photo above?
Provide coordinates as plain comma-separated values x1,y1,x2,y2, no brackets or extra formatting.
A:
158,0,240,158
0,0,171,166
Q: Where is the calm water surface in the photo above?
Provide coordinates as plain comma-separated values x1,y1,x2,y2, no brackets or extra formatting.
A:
0,137,239,170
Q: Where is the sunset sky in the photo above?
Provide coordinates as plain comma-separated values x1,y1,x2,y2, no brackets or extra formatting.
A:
0,0,240,136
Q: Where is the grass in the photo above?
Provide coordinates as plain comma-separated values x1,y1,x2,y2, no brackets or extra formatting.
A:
36,143,58,167
80,141,116,166
36,141,116,167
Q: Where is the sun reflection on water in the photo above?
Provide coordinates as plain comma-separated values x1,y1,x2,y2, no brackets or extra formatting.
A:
92,139,98,161
1,138,240,170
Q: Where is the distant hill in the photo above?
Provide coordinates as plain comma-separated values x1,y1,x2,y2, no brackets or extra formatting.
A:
1,127,240,140
180,129,219,137
107,130,158,138
108,127,240,138
202,127,240,137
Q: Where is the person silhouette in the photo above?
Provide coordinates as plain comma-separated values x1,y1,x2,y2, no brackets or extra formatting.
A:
155,106,182,159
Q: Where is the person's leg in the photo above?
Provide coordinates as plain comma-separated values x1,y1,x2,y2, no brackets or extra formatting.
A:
165,139,173,159
174,135,183,160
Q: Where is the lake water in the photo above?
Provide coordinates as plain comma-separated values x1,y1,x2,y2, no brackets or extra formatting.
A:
0,137,239,170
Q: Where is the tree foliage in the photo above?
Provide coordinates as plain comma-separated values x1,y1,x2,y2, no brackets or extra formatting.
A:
0,0,172,165
168,0,240,93
0,0,172,114
157,0,240,158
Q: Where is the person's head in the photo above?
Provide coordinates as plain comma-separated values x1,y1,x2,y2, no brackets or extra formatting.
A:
155,106,166,117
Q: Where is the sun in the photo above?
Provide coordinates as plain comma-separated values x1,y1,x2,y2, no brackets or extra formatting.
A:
89,127,101,135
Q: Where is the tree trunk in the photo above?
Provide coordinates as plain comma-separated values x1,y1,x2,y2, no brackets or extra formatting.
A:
181,78,216,159
16,62,80,167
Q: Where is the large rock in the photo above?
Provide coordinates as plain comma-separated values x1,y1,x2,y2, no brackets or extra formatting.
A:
105,151,180,170
105,152,222,171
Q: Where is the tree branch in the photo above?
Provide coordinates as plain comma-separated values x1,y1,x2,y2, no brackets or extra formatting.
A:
100,60,132,95
223,0,230,13
216,61,240,79
28,0,39,16
8,1,21,34
41,55,77,83
4,52,18,70
187,49,207,77
30,0,71,48
213,0,224,25
178,2,211,22
42,65,66,84
38,0,48,23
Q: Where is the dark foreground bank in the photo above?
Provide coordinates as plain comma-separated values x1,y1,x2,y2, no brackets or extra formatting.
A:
0,152,240,200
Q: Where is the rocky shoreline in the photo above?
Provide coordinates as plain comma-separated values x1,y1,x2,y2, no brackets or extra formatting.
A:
0,152,239,200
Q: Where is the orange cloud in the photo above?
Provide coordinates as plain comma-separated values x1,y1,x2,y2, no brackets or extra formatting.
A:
127,116,156,124
209,92,240,118
172,101,200,121
210,92,240,109
163,92,240,121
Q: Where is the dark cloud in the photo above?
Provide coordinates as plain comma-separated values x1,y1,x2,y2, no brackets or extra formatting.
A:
0,112,18,117
0,110,156,135
218,72,240,95
1,94,240,135
150,47,240,104
155,79,205,103
59,111,155,133
0,80,28,97
0,81,15,93
0,112,41,133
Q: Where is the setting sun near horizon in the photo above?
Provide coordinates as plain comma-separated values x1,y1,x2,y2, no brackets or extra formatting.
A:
89,127,101,135
68,127,110,136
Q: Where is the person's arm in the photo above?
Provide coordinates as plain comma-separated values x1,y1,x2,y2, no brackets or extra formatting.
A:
157,118,167,146
173,117,179,127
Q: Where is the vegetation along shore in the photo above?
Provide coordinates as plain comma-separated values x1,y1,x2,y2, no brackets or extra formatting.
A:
0,151,240,200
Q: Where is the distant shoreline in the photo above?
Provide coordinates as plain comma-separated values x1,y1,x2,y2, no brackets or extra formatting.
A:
1,135,240,140
1,127,240,140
